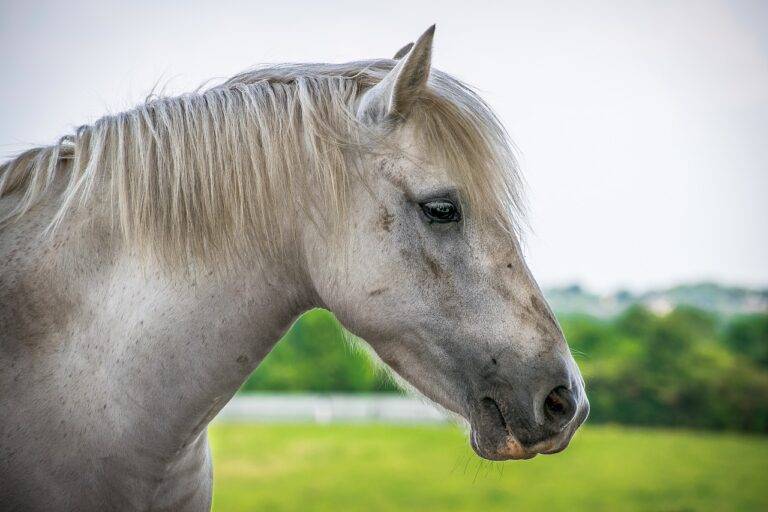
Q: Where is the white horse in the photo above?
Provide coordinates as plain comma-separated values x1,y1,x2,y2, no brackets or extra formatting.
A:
0,26,588,511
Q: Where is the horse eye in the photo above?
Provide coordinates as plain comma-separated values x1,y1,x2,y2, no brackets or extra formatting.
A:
421,200,461,224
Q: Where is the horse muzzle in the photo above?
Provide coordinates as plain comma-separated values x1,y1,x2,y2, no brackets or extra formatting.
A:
468,387,589,461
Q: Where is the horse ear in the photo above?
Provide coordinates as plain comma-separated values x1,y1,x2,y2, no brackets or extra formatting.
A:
358,25,435,124
393,42,414,59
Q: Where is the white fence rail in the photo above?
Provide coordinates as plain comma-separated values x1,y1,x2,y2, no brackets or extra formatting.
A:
215,394,450,424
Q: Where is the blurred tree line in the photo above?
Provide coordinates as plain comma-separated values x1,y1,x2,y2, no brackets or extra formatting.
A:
241,307,768,432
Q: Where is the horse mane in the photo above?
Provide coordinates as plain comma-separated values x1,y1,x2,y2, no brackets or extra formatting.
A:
0,60,526,268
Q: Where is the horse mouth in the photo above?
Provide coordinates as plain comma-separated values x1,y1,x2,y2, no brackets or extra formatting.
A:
468,396,576,461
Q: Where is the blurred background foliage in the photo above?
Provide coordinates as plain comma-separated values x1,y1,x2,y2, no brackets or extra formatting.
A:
240,309,398,394
241,300,768,433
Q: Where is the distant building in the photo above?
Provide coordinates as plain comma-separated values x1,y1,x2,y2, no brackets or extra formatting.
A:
644,297,674,315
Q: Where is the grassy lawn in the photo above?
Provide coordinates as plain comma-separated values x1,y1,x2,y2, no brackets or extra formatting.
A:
209,423,768,511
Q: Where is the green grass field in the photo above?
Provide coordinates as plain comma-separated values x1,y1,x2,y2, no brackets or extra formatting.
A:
209,423,768,511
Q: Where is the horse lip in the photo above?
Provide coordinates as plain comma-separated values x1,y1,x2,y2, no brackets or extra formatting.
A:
529,432,570,455
471,395,536,460
471,425,576,460
497,436,538,460
539,439,569,455
470,428,538,461
469,400,578,460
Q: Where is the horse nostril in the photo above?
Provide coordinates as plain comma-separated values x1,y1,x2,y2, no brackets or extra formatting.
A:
543,385,577,429
480,396,508,431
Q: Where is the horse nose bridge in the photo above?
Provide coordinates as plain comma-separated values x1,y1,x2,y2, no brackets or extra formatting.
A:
499,301,565,355
489,342,575,384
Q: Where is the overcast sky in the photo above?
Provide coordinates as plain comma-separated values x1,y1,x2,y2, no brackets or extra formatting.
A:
1,0,766,292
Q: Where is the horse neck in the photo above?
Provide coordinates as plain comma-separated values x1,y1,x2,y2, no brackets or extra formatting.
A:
105,261,314,446
26,210,317,455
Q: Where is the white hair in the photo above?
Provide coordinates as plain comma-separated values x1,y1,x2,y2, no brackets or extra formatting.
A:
0,60,525,269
